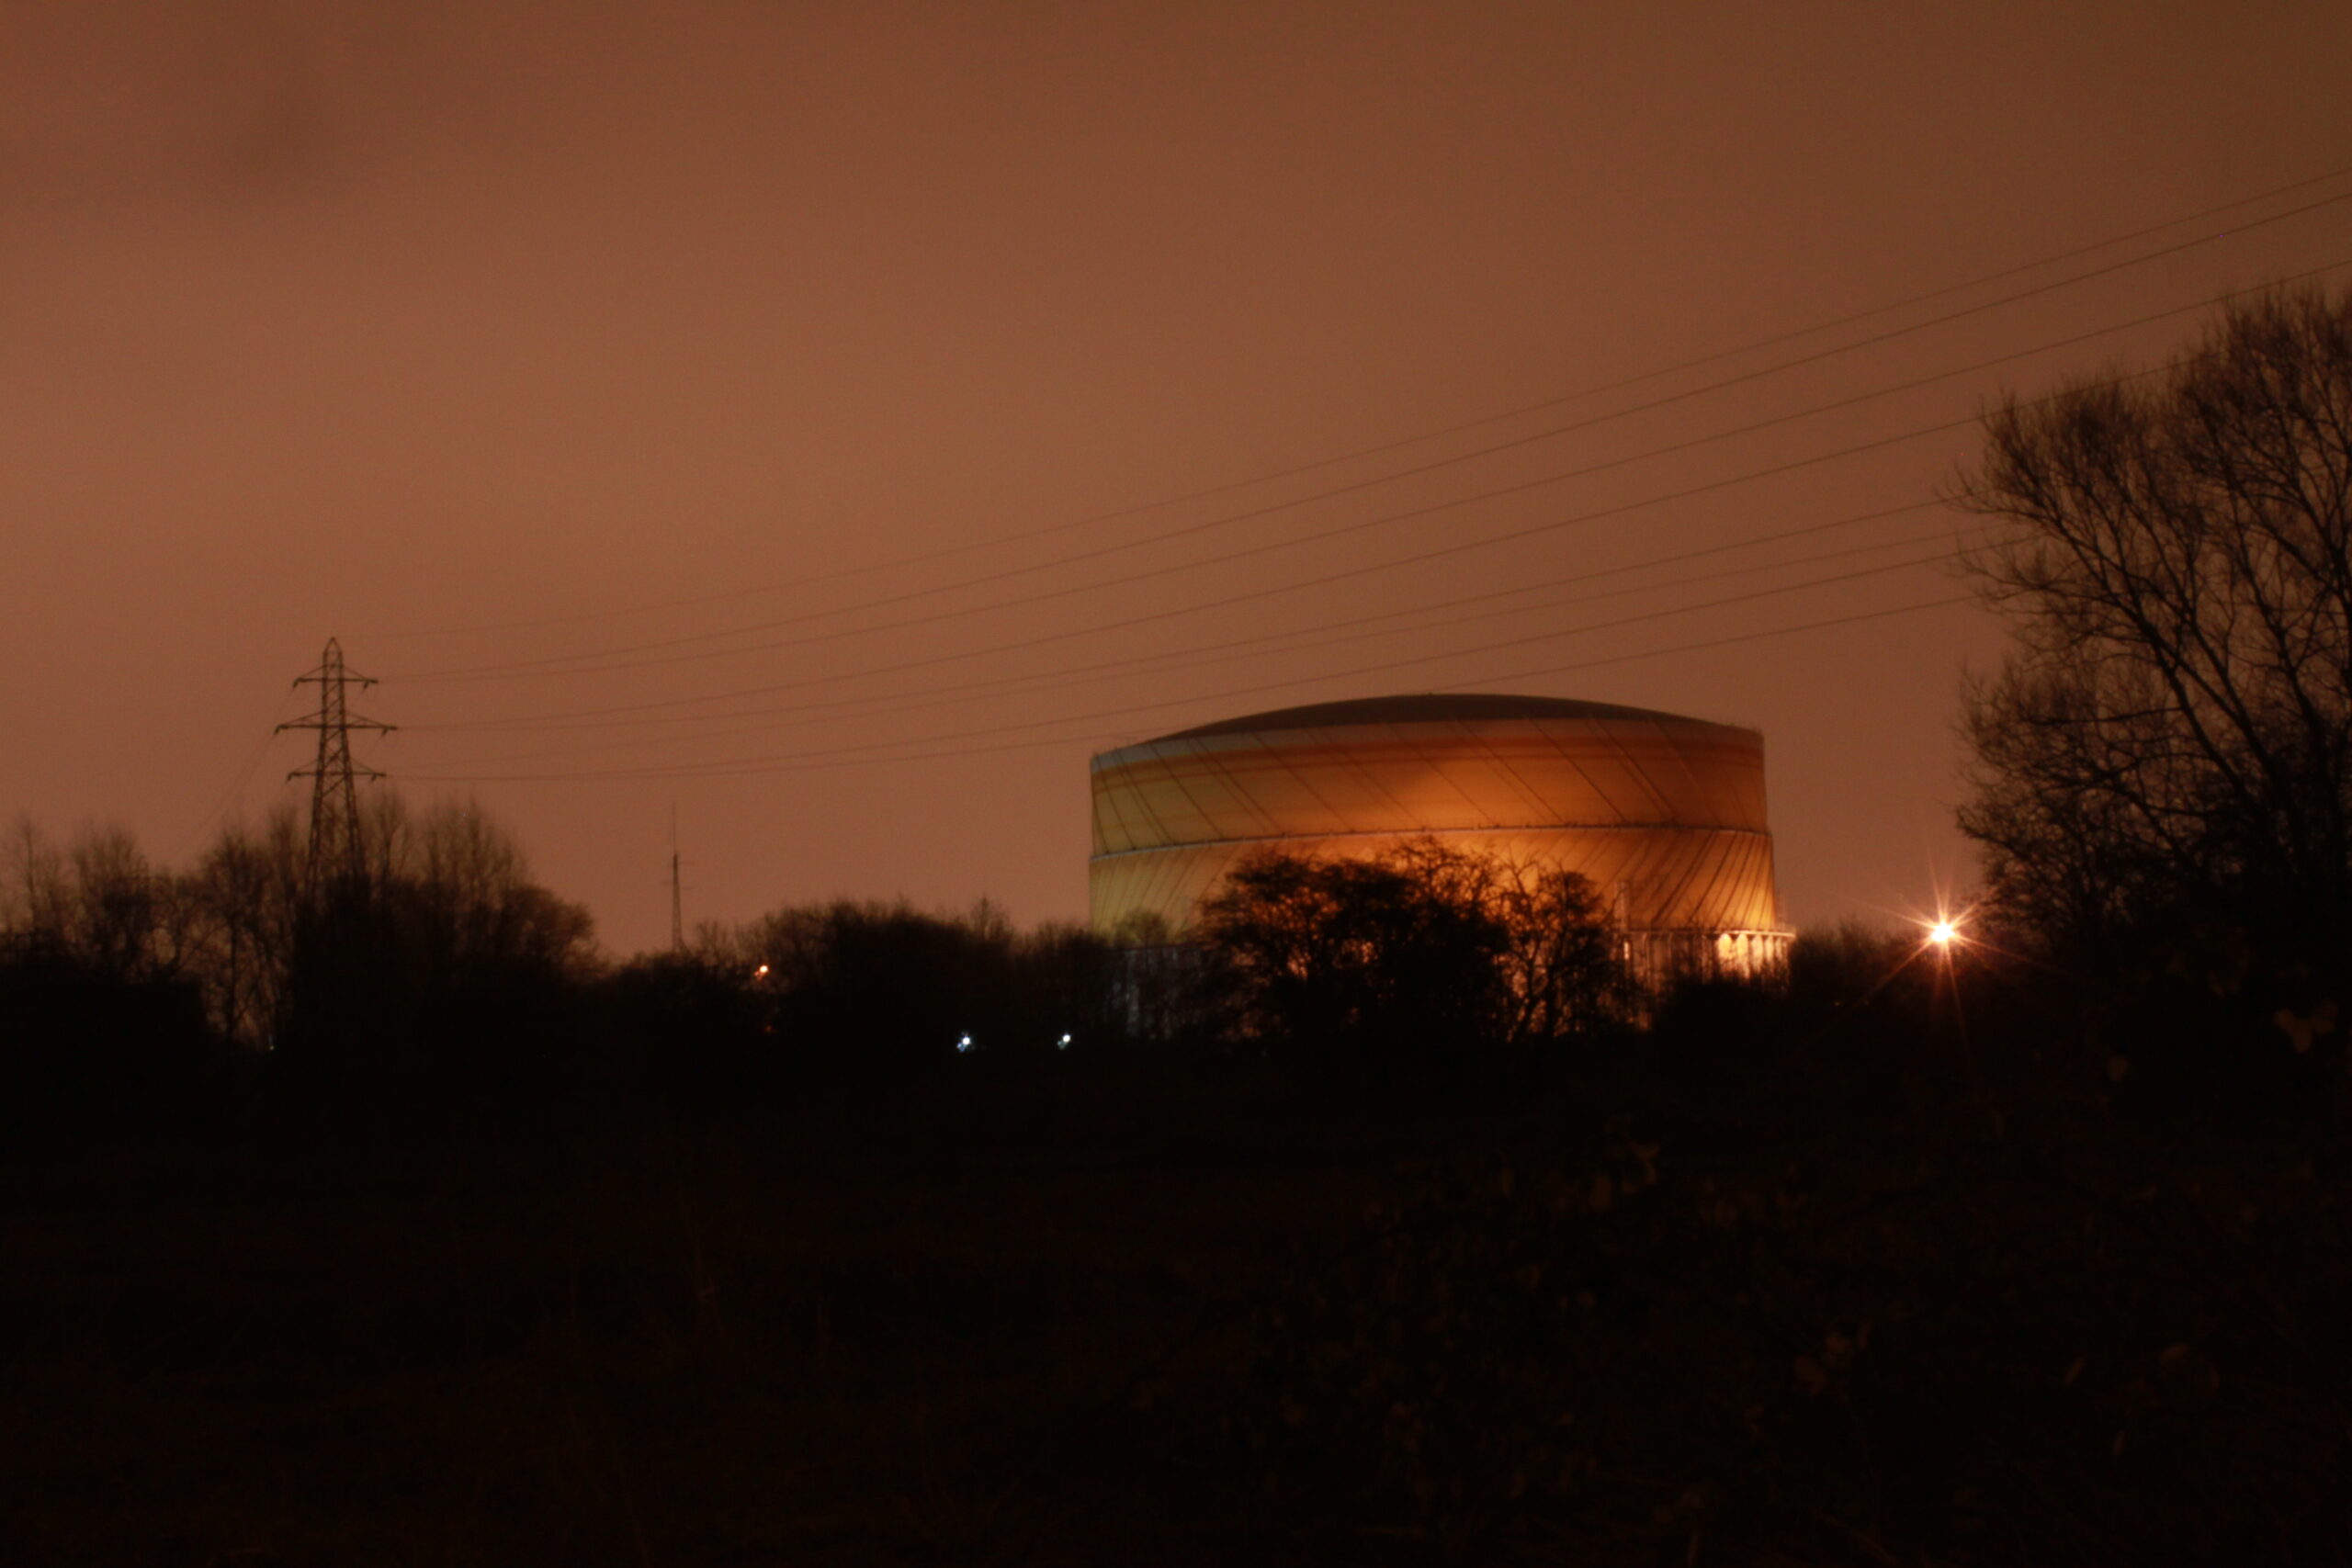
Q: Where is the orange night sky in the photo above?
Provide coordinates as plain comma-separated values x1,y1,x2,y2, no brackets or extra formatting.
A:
6,1,2350,953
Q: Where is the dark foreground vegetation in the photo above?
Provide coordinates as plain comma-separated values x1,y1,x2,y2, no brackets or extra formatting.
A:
5,808,2349,1565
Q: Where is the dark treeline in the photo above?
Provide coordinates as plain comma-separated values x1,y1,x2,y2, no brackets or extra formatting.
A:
2,799,600,1148
0,807,1637,1156
4,795,2347,1562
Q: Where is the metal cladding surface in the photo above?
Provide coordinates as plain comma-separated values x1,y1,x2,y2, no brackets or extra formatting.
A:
1089,694,1790,953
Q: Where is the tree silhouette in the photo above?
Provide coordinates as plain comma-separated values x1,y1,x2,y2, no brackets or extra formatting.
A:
1197,838,1621,1076
1957,284,2352,1006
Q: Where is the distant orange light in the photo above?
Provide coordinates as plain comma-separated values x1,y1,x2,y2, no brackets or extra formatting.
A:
752,964,771,979
1927,920,1958,948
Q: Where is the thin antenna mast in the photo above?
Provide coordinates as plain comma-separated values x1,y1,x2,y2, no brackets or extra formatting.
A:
669,804,684,951
279,637,393,892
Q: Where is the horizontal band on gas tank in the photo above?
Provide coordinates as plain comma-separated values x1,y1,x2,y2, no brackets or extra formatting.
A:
1086,822,1777,863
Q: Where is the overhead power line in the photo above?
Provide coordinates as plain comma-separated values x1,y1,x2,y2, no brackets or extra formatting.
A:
1177,589,1987,740
1454,595,1978,690
401,595,1978,784
179,688,301,858
372,207,2352,795
388,253,2352,789
379,359,2084,709
390,321,2252,744
421,530,1965,769
409,499,1951,735
402,549,1972,782
371,162,2352,644
392,248,2352,687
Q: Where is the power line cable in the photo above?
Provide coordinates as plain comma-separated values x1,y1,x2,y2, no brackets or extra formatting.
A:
401,595,1976,784
178,688,301,856
411,499,1950,734
417,531,1964,768
1451,595,1979,690
404,551,1967,781
383,319,2213,761
390,249,2352,685
379,377,2036,692
370,163,2352,644
383,320,2190,734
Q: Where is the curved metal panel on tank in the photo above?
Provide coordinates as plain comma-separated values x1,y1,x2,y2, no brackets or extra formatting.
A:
1088,694,1789,953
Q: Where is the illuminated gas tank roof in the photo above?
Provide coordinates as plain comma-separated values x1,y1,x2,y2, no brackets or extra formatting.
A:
1150,692,1746,744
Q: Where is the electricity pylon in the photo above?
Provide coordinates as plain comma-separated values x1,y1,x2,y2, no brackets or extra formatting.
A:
278,637,393,892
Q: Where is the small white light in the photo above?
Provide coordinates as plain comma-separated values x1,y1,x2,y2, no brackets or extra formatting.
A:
956,1032,974,1054
752,964,771,979
1057,1032,1073,1050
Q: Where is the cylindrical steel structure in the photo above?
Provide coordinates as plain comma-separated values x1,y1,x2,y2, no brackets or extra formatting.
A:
1089,693,1790,976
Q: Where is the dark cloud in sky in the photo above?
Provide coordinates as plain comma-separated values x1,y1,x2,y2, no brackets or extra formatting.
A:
6,1,2350,952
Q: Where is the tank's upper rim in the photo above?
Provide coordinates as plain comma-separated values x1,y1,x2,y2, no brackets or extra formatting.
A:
1104,692,1756,751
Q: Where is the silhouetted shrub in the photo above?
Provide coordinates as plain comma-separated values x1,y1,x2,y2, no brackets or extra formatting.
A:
1196,838,1624,1087
1785,916,1914,1009
720,899,1121,1086
0,941,222,1143
598,949,771,1113
1216,1135,1672,1536
0,820,229,1144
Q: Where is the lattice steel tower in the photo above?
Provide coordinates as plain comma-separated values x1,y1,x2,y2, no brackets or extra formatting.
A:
279,637,393,890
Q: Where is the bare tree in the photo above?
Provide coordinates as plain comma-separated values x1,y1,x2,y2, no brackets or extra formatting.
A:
1955,284,2352,984
175,795,594,1052
1,817,192,984
2,816,73,950
1488,857,1627,1040
181,805,311,1043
